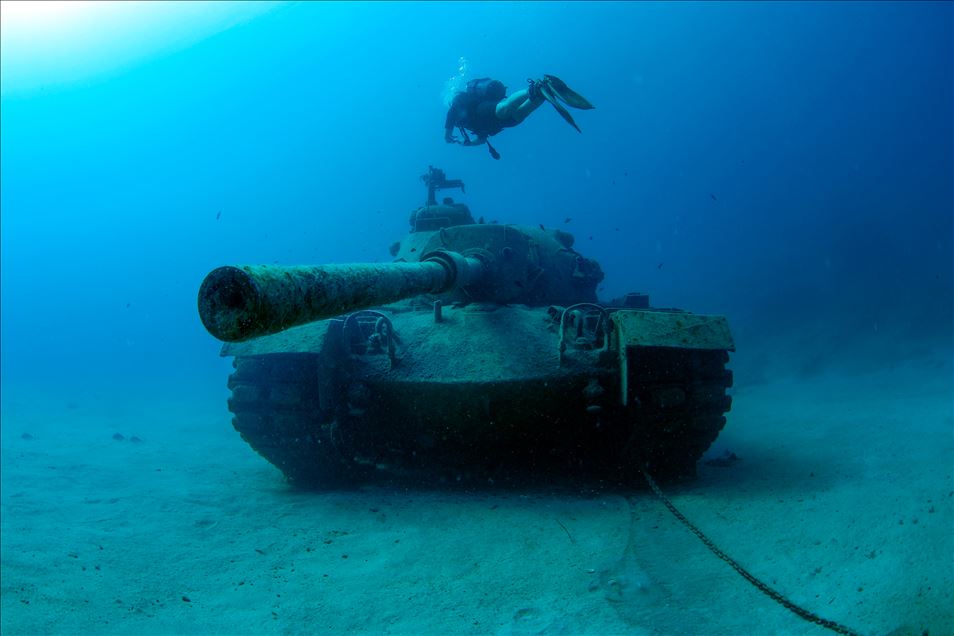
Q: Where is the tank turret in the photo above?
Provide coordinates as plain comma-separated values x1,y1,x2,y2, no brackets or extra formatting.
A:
198,166,604,341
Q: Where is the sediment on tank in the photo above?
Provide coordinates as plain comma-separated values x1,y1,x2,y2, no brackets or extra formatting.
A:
198,168,735,488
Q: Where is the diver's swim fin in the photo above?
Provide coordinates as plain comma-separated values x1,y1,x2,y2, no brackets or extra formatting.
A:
540,82,582,133
543,74,595,110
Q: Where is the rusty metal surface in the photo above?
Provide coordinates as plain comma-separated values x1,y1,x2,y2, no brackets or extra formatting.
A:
612,310,735,351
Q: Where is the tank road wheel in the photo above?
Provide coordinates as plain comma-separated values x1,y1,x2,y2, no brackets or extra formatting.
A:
625,348,734,482
227,354,362,487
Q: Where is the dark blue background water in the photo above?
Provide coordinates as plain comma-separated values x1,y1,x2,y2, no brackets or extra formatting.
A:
2,2,951,394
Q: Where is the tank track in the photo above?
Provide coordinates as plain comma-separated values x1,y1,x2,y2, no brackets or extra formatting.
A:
622,347,733,482
227,354,366,487
226,348,732,488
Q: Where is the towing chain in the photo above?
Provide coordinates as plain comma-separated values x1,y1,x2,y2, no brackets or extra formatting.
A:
639,467,861,636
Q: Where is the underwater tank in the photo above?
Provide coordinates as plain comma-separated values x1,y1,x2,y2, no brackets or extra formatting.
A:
197,167,735,487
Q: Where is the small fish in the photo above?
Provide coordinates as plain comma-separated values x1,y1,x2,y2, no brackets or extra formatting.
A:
588,235,593,240
657,262,664,269
513,281,524,288
564,217,572,224
709,193,717,201
410,247,417,253
125,302,131,309
614,227,619,231
112,433,125,441
539,224,546,231
478,216,485,224
216,210,221,220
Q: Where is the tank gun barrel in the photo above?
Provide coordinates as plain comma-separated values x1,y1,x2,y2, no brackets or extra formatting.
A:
198,251,485,342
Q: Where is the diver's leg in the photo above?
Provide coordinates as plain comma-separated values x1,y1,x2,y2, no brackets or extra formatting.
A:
495,89,545,123
511,90,546,123
494,91,529,119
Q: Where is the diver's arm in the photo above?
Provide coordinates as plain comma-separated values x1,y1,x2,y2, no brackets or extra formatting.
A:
444,118,458,144
444,102,462,143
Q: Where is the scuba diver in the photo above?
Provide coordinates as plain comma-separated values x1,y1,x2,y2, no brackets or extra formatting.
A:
444,75,594,159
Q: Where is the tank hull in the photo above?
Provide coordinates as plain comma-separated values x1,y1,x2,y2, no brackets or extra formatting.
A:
221,303,734,487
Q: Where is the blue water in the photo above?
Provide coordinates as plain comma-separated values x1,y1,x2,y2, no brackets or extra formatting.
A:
1,1,950,391
1,2,951,634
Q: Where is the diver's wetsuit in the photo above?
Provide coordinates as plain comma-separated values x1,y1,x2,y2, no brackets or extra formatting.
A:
444,92,515,140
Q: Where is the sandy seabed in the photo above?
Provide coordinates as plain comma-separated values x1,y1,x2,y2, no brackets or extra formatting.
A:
1,356,951,636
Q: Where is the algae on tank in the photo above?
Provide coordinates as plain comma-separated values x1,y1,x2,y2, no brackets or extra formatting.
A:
197,167,735,488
